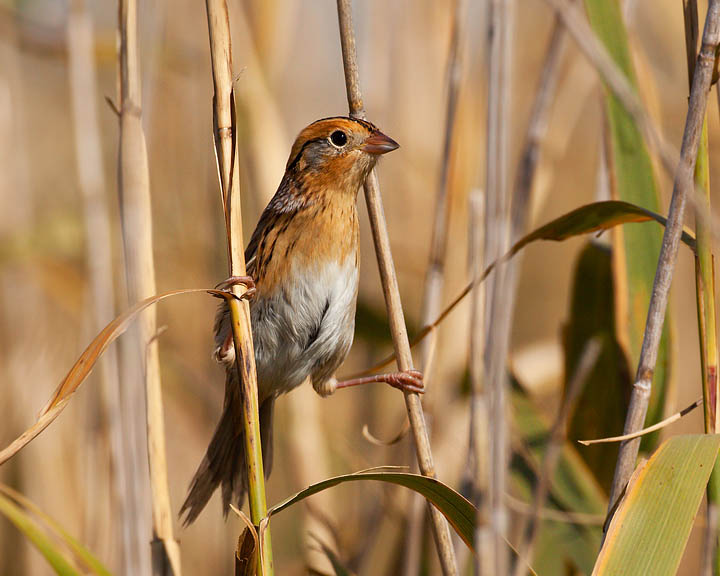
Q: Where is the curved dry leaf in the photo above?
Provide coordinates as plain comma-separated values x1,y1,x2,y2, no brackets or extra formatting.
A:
345,200,696,379
578,397,703,446
0,288,227,466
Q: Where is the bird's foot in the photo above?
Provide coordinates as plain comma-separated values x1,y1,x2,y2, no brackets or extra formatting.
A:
214,275,256,300
334,369,425,394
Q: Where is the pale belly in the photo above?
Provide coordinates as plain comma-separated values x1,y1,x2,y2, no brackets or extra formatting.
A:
250,258,359,400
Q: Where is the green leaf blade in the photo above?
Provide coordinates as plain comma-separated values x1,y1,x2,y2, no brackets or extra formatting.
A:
0,492,81,576
595,434,720,575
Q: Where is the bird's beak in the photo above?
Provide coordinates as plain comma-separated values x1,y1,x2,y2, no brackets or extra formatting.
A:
362,130,400,155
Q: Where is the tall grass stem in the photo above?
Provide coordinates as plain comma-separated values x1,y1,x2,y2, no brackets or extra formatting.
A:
336,1,459,573
204,0,274,573
117,1,180,573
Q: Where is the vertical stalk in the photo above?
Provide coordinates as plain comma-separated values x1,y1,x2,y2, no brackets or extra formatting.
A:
67,0,128,569
682,2,720,574
204,1,273,573
484,0,514,571
469,191,493,576
117,1,181,574
403,1,466,572
335,1,459,574
606,0,720,524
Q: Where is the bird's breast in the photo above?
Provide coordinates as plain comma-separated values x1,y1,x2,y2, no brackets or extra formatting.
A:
251,254,359,399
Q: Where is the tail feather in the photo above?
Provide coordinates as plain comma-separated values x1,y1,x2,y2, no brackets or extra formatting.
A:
181,384,274,526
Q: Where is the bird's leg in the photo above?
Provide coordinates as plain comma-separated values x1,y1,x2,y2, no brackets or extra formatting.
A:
214,275,256,300
334,370,425,394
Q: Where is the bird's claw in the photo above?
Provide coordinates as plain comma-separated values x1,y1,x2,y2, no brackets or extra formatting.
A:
214,275,256,301
384,370,425,394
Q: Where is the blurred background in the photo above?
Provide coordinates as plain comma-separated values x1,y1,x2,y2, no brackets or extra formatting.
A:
0,0,713,574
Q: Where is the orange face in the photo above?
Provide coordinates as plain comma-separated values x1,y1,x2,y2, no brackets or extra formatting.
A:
286,117,399,193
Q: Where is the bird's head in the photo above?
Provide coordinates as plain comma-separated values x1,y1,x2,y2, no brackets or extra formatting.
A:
285,116,399,192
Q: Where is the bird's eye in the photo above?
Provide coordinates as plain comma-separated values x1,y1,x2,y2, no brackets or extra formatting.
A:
330,130,348,147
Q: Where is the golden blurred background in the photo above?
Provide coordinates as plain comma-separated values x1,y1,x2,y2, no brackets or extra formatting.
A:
0,0,713,574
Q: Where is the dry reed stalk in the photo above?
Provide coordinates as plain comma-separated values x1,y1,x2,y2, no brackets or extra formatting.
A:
204,1,273,573
335,1,458,574
502,14,569,574
117,1,180,574
512,339,600,576
468,190,492,576
237,7,339,571
67,0,128,569
483,0,514,571
605,0,720,525
403,1,466,572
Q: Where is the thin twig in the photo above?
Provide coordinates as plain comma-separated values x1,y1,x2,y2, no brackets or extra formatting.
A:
117,1,180,574
604,0,720,527
335,1,458,574
512,339,601,576
403,0,466,571
578,397,703,445
204,1,274,573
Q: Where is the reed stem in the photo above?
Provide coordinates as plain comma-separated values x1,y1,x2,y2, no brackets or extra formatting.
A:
336,1,458,574
117,0,180,573
605,0,720,526
204,1,273,573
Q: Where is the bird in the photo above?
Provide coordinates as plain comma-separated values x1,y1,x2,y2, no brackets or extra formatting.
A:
180,116,424,525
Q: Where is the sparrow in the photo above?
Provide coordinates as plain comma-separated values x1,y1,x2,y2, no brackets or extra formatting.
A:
181,116,423,525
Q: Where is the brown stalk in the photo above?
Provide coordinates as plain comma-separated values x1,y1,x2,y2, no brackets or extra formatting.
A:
512,339,601,576
67,0,128,569
335,1,458,574
117,1,180,574
204,0,274,573
403,0,466,572
604,0,720,525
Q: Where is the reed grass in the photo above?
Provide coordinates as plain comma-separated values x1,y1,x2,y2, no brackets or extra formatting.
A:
204,0,273,573
117,0,180,573
606,0,720,520
4,2,720,574
403,0,466,571
336,1,458,573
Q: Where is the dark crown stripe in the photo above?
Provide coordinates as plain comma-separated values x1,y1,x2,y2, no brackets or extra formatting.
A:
308,115,378,132
286,136,326,172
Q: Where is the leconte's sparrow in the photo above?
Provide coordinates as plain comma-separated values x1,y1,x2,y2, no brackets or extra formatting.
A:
181,116,423,524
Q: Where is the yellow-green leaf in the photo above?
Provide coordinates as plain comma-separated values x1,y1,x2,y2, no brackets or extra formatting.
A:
594,434,720,575
0,492,81,576
268,471,475,551
0,485,111,576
